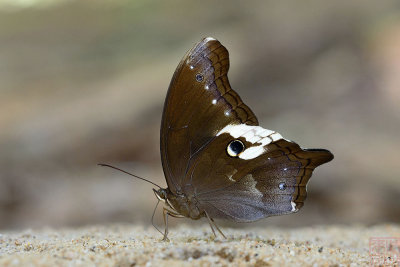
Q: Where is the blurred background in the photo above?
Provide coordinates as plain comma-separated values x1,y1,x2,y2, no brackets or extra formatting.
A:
0,0,399,231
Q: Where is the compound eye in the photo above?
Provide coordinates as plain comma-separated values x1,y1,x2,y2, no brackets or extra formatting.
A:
227,140,245,157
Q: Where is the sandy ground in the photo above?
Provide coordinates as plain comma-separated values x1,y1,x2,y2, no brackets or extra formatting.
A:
0,223,399,266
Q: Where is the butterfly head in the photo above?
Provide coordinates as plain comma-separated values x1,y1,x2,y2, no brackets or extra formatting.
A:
153,188,168,202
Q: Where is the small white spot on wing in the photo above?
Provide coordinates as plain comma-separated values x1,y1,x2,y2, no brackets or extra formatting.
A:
212,99,217,105
291,201,298,212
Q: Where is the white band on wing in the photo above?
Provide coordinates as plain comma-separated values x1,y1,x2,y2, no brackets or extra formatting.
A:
217,124,283,160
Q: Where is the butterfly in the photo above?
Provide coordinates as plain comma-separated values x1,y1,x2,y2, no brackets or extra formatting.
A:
101,37,333,241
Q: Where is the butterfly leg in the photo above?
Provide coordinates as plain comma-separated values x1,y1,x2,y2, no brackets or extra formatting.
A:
210,217,226,239
162,207,184,242
204,211,226,239
151,200,164,236
205,214,217,237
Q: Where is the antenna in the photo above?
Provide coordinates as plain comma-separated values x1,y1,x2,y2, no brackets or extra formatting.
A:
98,163,162,189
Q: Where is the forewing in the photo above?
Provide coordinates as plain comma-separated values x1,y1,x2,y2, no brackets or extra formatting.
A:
161,37,258,193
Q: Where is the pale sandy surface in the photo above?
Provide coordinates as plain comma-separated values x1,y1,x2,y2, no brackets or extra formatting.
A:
0,224,399,266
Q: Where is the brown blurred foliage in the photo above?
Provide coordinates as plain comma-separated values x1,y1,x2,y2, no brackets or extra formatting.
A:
0,0,399,230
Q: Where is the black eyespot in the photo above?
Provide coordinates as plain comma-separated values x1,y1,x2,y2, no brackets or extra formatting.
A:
227,140,245,157
196,73,204,82
278,182,286,191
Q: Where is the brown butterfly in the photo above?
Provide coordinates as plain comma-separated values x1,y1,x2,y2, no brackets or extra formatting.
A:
101,37,333,241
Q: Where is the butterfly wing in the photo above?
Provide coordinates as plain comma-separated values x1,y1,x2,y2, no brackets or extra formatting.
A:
161,37,333,222
186,125,333,221
161,37,258,194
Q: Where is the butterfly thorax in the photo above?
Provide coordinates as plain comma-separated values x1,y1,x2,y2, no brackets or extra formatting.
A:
165,189,203,220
